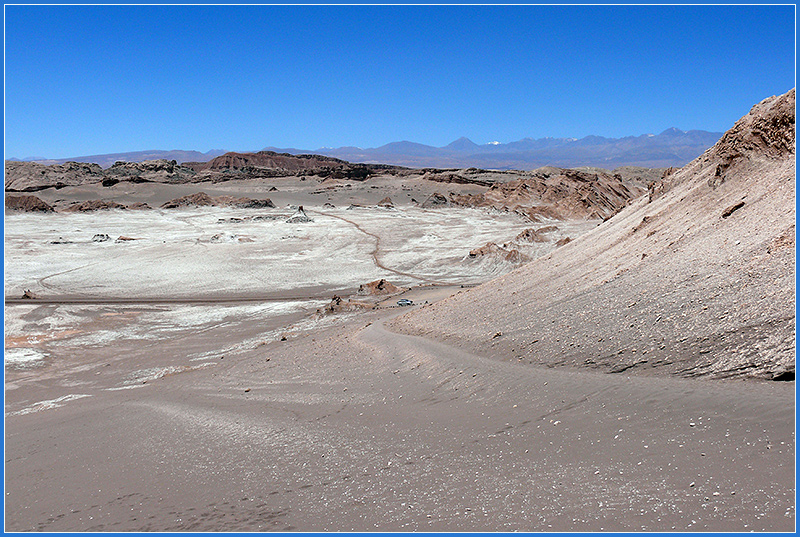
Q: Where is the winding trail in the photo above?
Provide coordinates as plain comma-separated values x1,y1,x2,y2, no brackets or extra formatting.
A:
36,261,103,296
306,209,449,285
10,209,451,305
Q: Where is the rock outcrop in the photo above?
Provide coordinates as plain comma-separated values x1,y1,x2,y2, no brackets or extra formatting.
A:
5,195,55,212
104,159,197,184
63,200,127,212
319,295,374,315
286,206,313,223
419,192,451,208
160,192,274,210
450,167,644,221
5,161,104,192
184,151,399,182
357,279,406,296
515,226,558,243
467,242,529,264
161,193,217,209
4,152,398,191
215,196,276,209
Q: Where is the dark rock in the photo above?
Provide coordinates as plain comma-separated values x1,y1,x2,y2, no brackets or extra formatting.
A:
722,201,745,218
21,289,40,299
5,195,55,212
63,200,127,212
161,192,216,209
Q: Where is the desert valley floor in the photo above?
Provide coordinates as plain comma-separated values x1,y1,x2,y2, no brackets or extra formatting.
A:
4,182,794,532
4,89,797,532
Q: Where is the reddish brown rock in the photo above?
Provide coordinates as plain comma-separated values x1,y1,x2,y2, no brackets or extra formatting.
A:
450,167,643,221
468,242,529,263
357,279,405,296
161,192,217,209
320,295,374,315
63,200,126,212
5,195,55,213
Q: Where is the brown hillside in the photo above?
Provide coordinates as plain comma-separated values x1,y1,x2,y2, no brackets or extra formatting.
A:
392,89,796,380
5,194,55,212
63,200,127,212
188,151,350,172
4,161,104,192
450,167,644,220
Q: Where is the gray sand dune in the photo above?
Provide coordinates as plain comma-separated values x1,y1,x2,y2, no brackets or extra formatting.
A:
5,307,794,531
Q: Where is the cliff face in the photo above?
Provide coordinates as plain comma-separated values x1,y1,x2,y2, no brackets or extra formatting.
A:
4,159,197,191
187,151,350,173
393,89,796,381
4,161,105,191
450,167,645,221
5,151,399,191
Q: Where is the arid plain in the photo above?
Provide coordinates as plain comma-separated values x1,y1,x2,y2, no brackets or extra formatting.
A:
4,90,795,531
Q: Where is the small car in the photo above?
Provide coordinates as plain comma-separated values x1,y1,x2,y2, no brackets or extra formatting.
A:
397,299,414,307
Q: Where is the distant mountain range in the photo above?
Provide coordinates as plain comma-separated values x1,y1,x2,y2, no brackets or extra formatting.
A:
267,128,723,170
7,149,228,169
8,128,723,170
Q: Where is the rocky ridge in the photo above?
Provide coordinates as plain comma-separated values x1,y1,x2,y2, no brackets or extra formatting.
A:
160,192,275,209
4,161,105,192
4,152,405,192
449,167,645,221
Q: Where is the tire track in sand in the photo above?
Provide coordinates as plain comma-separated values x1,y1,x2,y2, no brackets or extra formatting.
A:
306,209,448,286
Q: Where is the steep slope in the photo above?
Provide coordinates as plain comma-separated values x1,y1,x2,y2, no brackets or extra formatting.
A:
392,89,796,380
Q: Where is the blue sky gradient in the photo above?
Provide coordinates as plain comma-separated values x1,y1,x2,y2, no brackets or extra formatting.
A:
4,4,796,158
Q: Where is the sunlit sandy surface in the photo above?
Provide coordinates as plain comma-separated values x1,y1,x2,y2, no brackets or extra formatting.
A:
4,205,593,390
4,205,794,532
4,206,593,298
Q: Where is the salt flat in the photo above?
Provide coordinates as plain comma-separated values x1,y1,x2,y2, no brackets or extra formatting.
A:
4,205,588,298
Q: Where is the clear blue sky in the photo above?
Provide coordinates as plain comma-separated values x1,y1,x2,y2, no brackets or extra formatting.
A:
4,4,796,158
